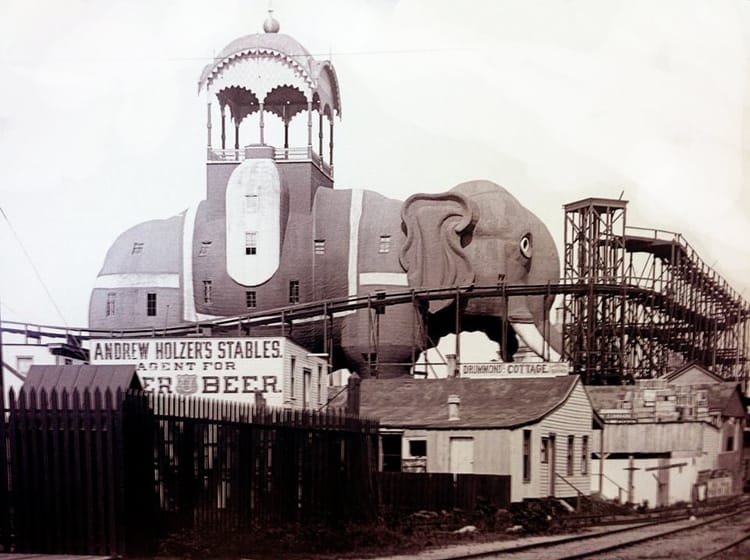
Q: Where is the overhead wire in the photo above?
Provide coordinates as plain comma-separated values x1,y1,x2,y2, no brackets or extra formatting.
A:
0,207,69,328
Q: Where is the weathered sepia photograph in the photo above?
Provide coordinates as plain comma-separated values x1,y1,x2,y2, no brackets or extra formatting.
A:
1,1,750,558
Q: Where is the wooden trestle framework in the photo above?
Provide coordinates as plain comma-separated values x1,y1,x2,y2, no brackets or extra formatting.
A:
562,197,749,385
3,198,748,388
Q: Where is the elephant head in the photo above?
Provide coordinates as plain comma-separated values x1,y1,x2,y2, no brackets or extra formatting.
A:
400,180,561,361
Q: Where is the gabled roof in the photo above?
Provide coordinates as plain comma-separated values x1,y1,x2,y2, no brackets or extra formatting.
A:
359,376,581,429
22,365,142,395
665,362,725,384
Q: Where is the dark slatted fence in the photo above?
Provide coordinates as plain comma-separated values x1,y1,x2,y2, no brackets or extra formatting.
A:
376,472,511,512
0,388,378,556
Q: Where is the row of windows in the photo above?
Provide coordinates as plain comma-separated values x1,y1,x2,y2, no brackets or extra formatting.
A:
523,431,589,483
201,280,300,306
106,292,159,317
104,280,303,317
189,235,394,258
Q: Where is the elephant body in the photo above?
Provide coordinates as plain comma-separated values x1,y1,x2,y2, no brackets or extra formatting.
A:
89,148,560,377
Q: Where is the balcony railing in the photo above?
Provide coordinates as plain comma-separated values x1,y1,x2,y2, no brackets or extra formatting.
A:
207,145,333,178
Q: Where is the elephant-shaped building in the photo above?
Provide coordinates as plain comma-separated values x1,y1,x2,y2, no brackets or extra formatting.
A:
89,13,561,377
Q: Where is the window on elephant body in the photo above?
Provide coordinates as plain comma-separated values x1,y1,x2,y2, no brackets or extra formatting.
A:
244,194,259,213
203,280,212,304
131,242,144,254
198,241,212,256
146,293,157,316
289,280,300,304
106,292,116,316
245,231,258,255
246,291,257,309
379,235,391,253
314,239,325,255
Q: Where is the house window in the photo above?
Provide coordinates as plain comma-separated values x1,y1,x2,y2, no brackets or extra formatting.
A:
290,356,296,399
581,436,589,474
16,356,33,376
409,440,427,457
317,364,322,404
726,434,735,452
303,368,312,408
523,429,531,483
198,241,212,256
245,291,257,308
245,194,259,213
379,235,391,254
203,280,212,304
314,239,325,255
567,435,575,476
541,436,549,464
381,434,402,472
245,232,257,255
146,293,157,316
132,242,144,254
289,280,300,304
106,292,116,316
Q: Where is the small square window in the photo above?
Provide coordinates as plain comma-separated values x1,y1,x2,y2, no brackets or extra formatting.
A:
246,291,257,308
199,241,212,256
409,440,426,457
314,239,325,255
203,280,212,304
246,232,257,255
289,280,300,304
379,235,391,254
132,242,144,254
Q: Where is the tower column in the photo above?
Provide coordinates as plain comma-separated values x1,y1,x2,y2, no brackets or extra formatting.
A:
307,101,313,155
220,105,226,150
234,118,240,152
206,102,212,149
259,102,265,145
283,105,289,151
329,119,334,167
318,112,324,159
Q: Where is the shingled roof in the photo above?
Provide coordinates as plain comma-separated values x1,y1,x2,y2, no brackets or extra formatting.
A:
22,365,142,394
359,376,580,429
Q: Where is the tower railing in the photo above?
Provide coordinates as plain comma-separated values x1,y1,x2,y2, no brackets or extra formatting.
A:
206,145,333,178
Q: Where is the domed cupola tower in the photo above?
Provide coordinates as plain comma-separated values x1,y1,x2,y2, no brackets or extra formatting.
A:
199,10,341,177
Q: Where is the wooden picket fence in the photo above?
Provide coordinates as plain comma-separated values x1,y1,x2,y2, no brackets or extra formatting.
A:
376,472,511,512
0,388,378,556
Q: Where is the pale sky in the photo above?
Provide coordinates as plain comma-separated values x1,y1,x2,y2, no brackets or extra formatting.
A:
1,0,749,329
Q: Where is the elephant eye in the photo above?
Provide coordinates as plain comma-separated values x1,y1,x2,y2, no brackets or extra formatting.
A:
520,234,533,259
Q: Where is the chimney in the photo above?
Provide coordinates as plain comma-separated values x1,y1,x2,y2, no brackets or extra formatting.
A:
446,354,458,378
448,394,460,421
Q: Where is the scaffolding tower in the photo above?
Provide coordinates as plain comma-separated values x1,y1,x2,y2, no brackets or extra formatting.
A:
562,197,749,386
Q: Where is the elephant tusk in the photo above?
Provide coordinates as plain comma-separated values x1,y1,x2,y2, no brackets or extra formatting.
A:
510,321,562,362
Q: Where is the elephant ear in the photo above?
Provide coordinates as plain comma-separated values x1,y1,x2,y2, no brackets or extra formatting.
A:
399,191,478,313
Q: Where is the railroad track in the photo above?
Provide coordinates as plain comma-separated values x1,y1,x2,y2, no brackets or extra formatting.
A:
435,500,750,560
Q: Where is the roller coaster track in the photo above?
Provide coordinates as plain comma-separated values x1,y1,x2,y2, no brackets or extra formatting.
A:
2,281,748,341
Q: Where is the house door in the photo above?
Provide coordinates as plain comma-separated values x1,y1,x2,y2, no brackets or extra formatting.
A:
549,434,557,496
449,437,474,473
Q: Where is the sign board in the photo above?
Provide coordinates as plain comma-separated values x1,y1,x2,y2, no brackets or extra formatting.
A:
459,361,570,378
89,337,286,405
